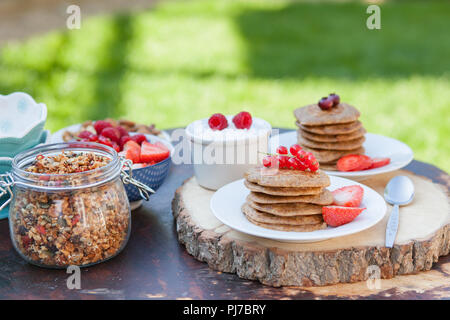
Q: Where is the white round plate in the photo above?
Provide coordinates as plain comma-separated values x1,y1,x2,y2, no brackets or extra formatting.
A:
269,131,413,178
50,123,172,144
211,176,387,243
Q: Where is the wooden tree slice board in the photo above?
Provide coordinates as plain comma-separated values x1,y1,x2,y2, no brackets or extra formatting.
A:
172,170,449,287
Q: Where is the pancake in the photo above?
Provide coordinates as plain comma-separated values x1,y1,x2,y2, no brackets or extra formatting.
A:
298,127,366,142
247,189,333,205
301,146,365,163
242,203,323,225
248,200,323,216
244,213,327,232
297,120,363,135
294,103,360,126
245,167,330,188
244,180,323,196
319,163,338,171
298,134,365,151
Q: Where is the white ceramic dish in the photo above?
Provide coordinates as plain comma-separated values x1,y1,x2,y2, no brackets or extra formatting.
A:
0,92,47,157
211,176,387,243
185,116,272,190
269,131,414,178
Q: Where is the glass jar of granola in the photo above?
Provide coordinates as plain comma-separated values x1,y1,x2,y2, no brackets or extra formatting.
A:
1,142,151,268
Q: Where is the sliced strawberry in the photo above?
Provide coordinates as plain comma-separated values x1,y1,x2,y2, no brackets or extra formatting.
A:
154,141,170,152
369,157,390,169
322,206,366,227
332,185,364,207
337,154,372,172
140,141,170,163
132,163,148,169
123,140,141,163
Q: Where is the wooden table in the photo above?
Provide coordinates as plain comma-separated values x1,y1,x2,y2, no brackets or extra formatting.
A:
0,128,448,299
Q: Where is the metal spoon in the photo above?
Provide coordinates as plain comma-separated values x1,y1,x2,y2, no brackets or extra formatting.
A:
384,176,415,248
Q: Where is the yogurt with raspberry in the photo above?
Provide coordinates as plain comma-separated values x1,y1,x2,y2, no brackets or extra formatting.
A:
185,114,271,190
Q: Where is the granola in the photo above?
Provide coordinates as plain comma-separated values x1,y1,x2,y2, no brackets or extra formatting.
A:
10,152,130,267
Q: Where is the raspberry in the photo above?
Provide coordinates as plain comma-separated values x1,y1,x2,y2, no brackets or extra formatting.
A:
78,130,93,139
100,127,120,143
232,111,252,129
116,126,129,138
98,135,113,148
276,146,288,155
111,141,120,153
119,135,132,150
93,120,112,135
208,113,228,131
130,134,148,145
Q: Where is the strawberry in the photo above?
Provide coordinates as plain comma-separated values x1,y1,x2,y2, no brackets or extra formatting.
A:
322,206,366,227
154,141,170,152
332,185,364,207
130,134,148,145
369,157,390,169
140,141,170,163
123,140,141,163
337,154,372,172
93,120,112,135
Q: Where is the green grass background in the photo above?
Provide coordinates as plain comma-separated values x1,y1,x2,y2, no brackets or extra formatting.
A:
0,0,449,171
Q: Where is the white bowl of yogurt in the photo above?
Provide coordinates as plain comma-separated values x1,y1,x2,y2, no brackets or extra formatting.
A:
185,115,272,190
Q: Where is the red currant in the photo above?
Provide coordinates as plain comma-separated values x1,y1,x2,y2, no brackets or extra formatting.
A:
276,146,288,155
287,157,299,169
278,155,290,168
289,144,302,156
262,156,272,167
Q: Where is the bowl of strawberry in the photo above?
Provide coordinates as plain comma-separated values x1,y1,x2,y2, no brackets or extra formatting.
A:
78,120,173,203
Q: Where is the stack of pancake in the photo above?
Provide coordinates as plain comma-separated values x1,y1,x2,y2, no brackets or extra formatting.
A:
242,167,333,231
294,103,366,170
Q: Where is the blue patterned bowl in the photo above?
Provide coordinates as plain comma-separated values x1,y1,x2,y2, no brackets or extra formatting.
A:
124,156,171,202
123,134,173,202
